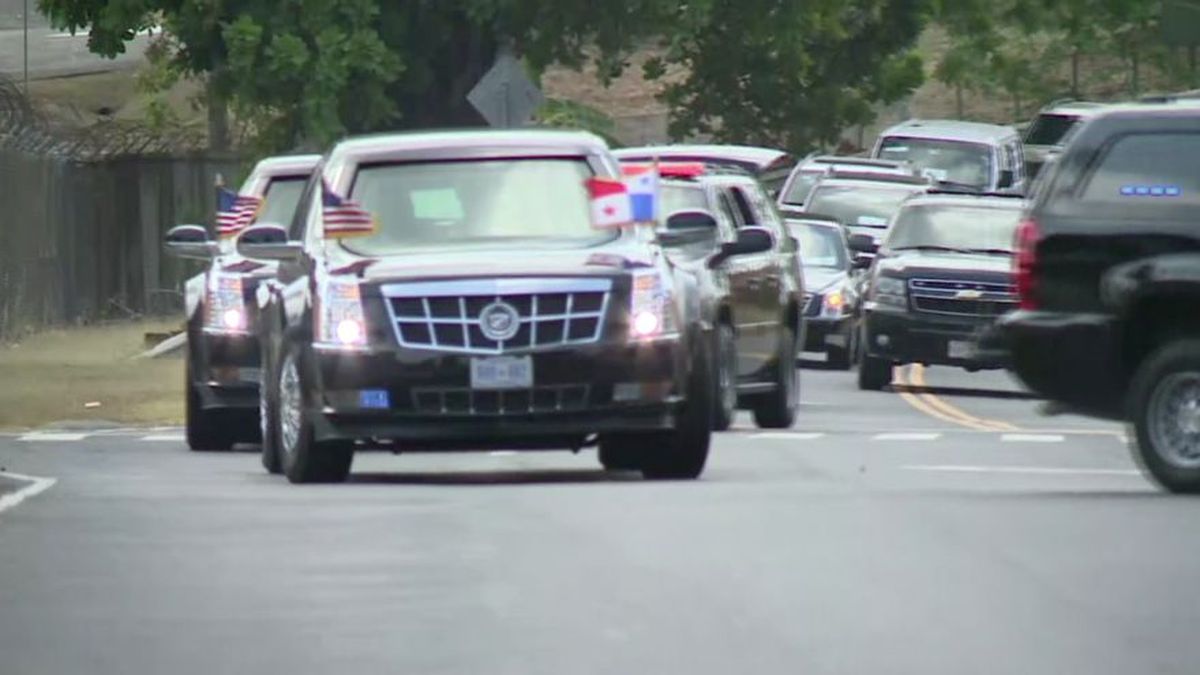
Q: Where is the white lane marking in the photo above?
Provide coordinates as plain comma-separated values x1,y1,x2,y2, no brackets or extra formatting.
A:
753,432,826,441
904,464,1141,477
1001,434,1066,443
141,434,186,442
873,432,941,442
0,471,58,516
18,433,88,442
490,451,518,457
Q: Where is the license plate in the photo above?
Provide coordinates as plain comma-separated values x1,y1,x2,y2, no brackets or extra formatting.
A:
470,356,533,390
947,340,973,359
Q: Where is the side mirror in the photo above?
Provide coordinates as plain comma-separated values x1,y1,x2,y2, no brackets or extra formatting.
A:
851,253,874,270
847,233,879,255
707,226,774,269
237,223,303,262
164,224,218,260
998,169,1016,189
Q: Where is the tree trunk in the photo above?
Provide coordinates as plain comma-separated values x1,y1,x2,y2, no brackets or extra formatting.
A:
206,77,230,152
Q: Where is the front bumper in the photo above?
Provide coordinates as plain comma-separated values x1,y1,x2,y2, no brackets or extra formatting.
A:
990,310,1123,416
307,338,689,446
862,304,1006,369
191,332,261,411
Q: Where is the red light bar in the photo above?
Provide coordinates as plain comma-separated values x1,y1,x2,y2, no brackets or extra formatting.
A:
619,162,707,178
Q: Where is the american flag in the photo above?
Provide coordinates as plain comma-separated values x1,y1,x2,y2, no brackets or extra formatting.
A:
321,181,376,237
216,187,261,238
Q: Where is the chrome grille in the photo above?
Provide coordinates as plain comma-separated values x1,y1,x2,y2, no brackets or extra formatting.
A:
381,278,612,354
908,278,1017,318
411,384,591,415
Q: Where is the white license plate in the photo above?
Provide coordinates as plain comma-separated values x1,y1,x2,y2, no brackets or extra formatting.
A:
947,340,973,359
470,356,533,390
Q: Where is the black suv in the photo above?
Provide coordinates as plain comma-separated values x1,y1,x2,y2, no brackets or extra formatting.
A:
854,192,1024,390
164,154,319,451
237,131,773,484
995,104,1200,492
636,162,805,430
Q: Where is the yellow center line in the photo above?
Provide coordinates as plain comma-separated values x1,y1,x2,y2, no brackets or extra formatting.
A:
892,366,997,431
907,364,1022,432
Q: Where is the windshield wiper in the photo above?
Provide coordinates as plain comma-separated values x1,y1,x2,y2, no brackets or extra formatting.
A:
960,247,1015,256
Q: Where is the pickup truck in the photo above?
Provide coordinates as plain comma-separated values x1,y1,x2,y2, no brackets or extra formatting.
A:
994,102,1200,493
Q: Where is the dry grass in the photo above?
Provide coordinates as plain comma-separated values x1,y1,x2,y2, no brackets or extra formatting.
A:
0,320,184,430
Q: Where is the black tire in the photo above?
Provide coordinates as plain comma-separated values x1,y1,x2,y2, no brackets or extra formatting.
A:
1129,339,1200,494
857,352,893,391
597,436,646,471
274,345,354,484
713,322,737,431
638,339,714,480
827,344,851,370
259,340,283,475
185,359,235,452
751,326,798,429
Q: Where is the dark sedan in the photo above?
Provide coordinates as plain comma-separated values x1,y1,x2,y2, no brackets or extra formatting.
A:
783,214,860,368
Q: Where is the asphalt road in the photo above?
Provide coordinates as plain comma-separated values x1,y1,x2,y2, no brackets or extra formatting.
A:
2,361,1197,674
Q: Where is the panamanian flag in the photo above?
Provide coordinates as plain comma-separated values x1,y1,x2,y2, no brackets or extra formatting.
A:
585,177,633,228
623,165,659,223
215,187,261,238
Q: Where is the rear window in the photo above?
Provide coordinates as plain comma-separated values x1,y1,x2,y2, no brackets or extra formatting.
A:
1025,114,1079,146
1080,133,1200,205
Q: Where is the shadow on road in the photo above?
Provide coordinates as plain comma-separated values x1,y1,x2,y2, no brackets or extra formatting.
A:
348,468,644,487
797,357,847,371
892,383,1041,401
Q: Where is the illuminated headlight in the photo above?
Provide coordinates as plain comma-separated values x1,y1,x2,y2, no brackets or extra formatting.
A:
871,276,908,308
629,269,678,340
315,279,368,350
204,275,247,334
822,289,848,316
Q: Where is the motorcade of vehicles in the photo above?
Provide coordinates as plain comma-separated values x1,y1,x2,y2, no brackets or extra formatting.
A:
853,191,1024,391
991,103,1200,492
777,212,861,369
626,161,805,430
872,119,1027,195
163,154,320,451
776,155,919,209
238,130,787,484
802,171,931,246
1021,100,1110,180
612,145,797,198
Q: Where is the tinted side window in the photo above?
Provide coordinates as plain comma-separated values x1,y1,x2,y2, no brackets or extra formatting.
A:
719,191,744,228
730,188,757,226
1081,133,1200,205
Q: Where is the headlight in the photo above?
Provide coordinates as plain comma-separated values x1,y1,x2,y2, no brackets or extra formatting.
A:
629,269,678,340
315,278,368,350
204,274,247,335
871,276,908,308
822,289,848,316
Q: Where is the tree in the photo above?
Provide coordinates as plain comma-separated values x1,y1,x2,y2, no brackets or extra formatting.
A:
40,0,930,154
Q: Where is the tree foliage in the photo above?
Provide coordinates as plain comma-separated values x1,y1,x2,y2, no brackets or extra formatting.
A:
39,0,929,153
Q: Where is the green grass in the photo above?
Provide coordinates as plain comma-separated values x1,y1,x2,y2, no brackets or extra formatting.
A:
0,320,184,430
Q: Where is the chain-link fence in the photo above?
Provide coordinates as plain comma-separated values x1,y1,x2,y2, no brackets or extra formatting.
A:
0,74,241,340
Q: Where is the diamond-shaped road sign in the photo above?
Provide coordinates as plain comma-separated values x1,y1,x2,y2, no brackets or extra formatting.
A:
467,50,545,128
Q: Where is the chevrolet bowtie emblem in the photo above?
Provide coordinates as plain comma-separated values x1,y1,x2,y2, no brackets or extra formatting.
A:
955,289,984,300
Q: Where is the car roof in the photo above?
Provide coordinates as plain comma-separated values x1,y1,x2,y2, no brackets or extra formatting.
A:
252,153,321,178
901,193,1026,210
613,145,793,169
878,119,1019,144
1035,100,1112,118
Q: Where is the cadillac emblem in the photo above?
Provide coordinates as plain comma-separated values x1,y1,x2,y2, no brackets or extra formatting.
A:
479,301,521,341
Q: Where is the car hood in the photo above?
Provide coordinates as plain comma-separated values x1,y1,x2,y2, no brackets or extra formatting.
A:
332,243,657,283
803,267,848,293
876,251,1013,279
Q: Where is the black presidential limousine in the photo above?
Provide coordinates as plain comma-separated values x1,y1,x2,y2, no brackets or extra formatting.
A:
237,130,793,484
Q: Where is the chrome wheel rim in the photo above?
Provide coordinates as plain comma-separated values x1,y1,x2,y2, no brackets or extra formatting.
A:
259,379,269,442
1148,372,1200,469
719,328,737,419
279,355,302,457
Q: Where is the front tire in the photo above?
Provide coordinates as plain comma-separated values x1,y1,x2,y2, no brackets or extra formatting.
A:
638,339,714,480
751,326,798,429
1130,339,1200,493
275,346,354,484
259,341,283,475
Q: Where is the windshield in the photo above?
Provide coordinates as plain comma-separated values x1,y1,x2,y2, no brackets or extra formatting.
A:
343,158,608,254
257,177,307,228
1024,113,1079,147
878,137,993,188
805,184,925,229
781,170,824,205
791,222,847,269
885,204,1022,253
